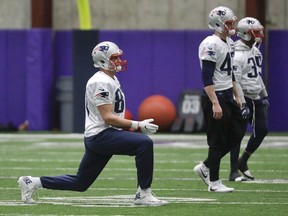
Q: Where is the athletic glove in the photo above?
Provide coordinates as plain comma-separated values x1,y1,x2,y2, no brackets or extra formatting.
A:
241,104,250,120
131,119,159,134
262,96,270,108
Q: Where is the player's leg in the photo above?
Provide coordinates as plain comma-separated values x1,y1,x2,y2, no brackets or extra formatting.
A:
244,100,268,153
18,145,112,203
195,96,234,192
92,128,154,189
95,128,166,205
229,144,243,181
40,151,112,191
207,99,232,182
195,95,227,182
39,132,117,191
227,101,248,181
238,100,268,179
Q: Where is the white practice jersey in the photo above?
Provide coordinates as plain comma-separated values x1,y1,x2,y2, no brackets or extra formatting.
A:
84,71,125,137
234,40,266,100
199,34,235,91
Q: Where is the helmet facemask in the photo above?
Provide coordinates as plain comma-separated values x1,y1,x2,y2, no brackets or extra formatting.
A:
224,19,238,36
248,28,264,43
108,54,128,72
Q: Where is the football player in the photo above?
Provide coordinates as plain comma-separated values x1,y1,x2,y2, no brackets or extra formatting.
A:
230,17,268,180
18,41,167,206
193,6,247,192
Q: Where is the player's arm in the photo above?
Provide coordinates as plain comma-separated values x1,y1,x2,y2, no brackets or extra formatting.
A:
259,77,269,107
232,72,243,108
232,67,250,119
97,103,132,128
259,77,268,98
202,60,222,120
233,57,246,107
97,104,159,134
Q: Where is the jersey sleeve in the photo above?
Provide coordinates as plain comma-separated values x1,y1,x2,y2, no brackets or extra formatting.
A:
199,39,218,63
91,81,113,107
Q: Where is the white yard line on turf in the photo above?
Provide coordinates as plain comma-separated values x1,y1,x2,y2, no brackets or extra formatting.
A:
0,195,287,208
1,134,288,148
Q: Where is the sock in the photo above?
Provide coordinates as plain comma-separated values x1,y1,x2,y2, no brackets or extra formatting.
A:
239,150,251,164
32,177,43,188
230,144,241,173
203,158,209,168
208,148,222,181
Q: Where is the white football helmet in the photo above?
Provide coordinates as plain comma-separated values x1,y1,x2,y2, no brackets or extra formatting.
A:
237,17,264,42
92,41,127,72
208,6,237,35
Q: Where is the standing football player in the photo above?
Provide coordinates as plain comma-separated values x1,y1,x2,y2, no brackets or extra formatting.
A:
230,17,268,181
193,6,248,192
18,41,167,206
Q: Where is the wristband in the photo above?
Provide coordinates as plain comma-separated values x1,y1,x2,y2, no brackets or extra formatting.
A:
131,121,139,130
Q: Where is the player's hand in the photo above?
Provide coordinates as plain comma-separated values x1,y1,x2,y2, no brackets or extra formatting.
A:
131,119,159,134
138,119,159,134
262,97,270,108
241,104,250,120
212,103,223,120
235,96,243,109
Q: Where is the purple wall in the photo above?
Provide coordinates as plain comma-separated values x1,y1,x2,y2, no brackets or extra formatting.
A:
267,30,288,131
0,29,53,130
0,31,27,126
0,29,287,131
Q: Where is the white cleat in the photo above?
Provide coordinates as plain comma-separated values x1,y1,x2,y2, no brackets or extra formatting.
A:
238,160,255,180
193,162,210,186
241,170,255,180
208,180,234,192
18,176,40,204
134,187,168,206
229,171,247,182
234,176,246,182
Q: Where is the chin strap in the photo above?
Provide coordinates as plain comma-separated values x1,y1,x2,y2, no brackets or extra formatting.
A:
252,40,262,49
228,29,236,36
251,41,262,56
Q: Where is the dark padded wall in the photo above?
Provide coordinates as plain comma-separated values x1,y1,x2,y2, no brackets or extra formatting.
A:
72,30,99,133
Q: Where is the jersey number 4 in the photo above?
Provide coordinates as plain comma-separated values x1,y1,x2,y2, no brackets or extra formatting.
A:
220,53,232,75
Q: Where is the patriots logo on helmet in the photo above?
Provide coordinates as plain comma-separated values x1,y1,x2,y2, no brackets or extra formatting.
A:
211,9,226,18
217,10,226,17
96,45,109,54
246,19,255,25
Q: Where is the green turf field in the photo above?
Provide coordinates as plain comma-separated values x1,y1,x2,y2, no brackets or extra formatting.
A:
0,133,287,216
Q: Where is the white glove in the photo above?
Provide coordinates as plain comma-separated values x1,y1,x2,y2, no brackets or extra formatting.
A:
131,118,159,134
